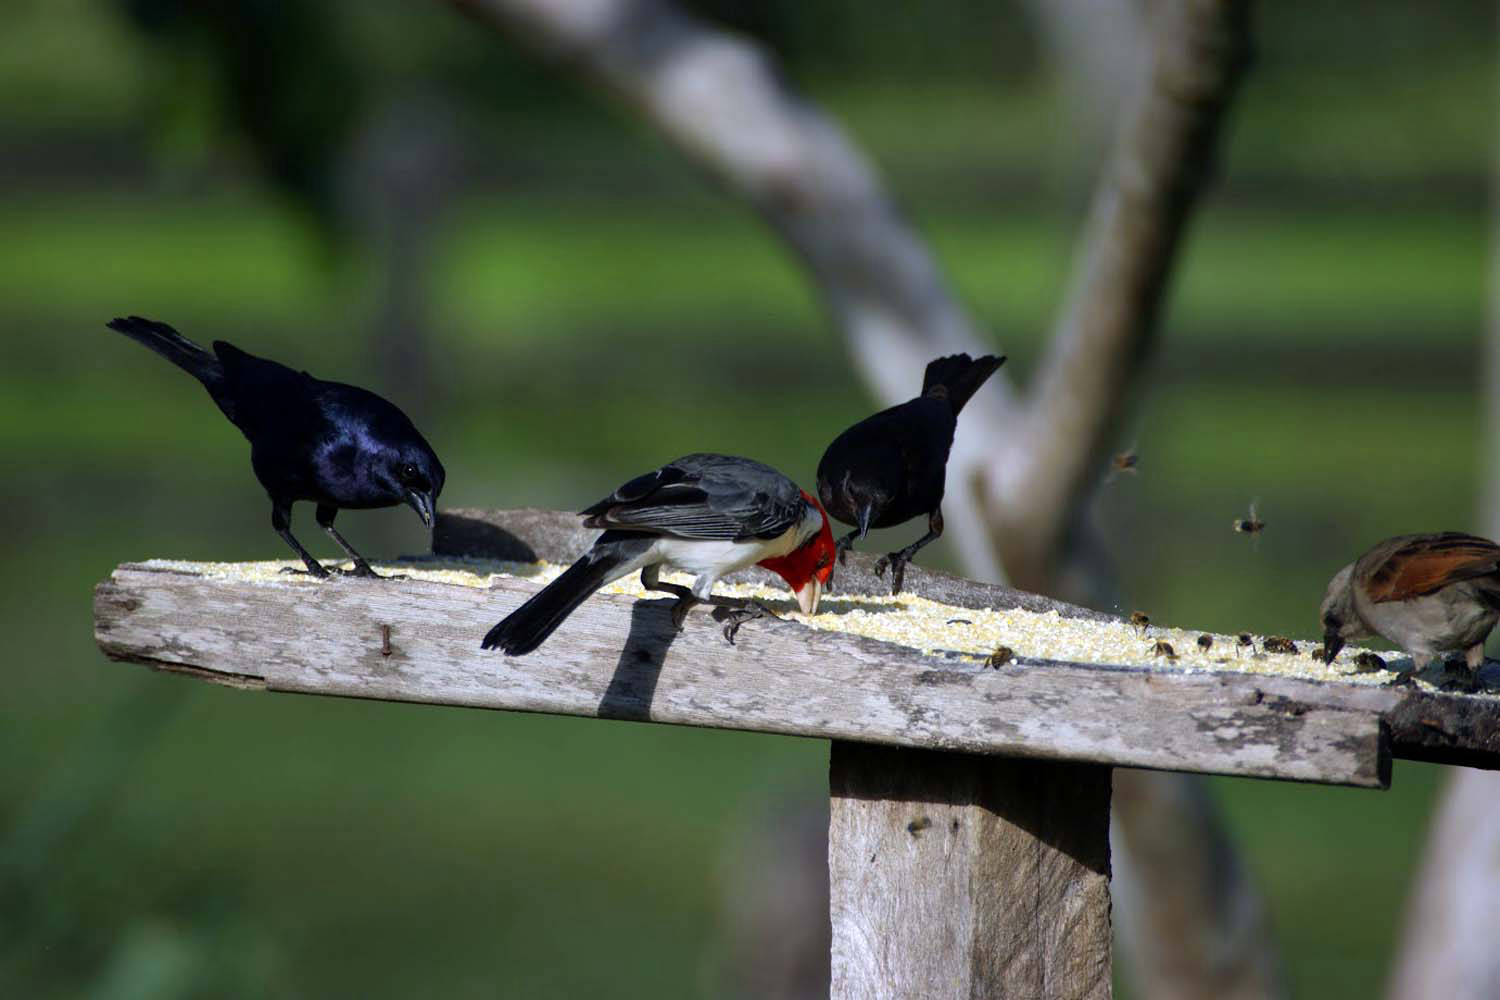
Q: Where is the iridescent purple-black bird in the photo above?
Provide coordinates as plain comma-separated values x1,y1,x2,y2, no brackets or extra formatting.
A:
106,316,444,578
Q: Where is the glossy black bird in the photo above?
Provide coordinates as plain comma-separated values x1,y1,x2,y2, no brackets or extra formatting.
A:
105,316,444,578
817,352,1005,594
482,453,836,656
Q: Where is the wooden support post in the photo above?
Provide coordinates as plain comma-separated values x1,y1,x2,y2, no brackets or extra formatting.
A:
830,742,1112,999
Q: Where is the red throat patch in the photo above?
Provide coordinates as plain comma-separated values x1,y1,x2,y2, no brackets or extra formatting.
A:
759,492,836,589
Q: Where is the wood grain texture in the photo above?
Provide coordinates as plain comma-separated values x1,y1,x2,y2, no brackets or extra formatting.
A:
95,560,1386,787
829,743,1111,999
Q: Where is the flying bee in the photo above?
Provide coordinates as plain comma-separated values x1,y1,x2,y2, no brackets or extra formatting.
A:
987,646,1014,668
1129,611,1150,633
1106,446,1139,484
1196,634,1213,652
1236,632,1255,656
1262,636,1297,655
1233,500,1265,536
1151,640,1177,660
1353,652,1388,673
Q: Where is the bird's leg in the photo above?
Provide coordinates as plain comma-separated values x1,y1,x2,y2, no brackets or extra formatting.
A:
640,565,698,630
1393,651,1434,688
639,567,776,643
1467,642,1488,677
315,505,401,579
706,596,781,645
834,528,861,566
1436,646,1486,693
874,509,944,595
272,502,330,579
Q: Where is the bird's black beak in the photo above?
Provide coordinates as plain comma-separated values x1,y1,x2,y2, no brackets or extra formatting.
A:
405,489,435,528
1322,632,1344,664
856,503,874,541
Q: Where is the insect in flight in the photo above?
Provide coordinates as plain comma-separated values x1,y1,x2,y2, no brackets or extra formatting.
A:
1233,500,1265,536
1106,445,1139,484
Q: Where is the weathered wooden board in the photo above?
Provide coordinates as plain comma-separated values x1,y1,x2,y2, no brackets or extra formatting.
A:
95,560,1386,787
830,744,1112,999
437,508,1500,771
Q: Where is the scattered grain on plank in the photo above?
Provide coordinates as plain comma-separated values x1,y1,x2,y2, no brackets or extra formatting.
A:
140,558,1454,691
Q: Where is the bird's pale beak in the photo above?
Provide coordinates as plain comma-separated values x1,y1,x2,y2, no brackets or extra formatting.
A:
1322,632,1344,664
795,577,823,616
405,489,436,528
856,503,874,541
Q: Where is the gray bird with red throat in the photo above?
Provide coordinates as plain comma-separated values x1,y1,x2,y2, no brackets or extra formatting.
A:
1320,532,1500,680
817,352,1005,594
482,453,836,656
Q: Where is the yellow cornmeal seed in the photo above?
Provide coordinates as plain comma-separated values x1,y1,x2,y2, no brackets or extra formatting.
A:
142,558,1457,693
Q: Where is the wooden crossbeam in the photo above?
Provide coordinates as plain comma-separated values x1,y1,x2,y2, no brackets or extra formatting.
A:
95,558,1387,788
90,507,1500,1000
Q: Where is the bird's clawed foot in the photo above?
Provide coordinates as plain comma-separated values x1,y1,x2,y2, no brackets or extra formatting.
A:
1438,657,1482,693
835,535,856,567
873,553,910,595
711,602,779,645
278,562,402,580
333,562,405,580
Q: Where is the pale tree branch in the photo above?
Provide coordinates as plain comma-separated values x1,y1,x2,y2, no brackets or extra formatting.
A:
995,0,1252,588
1112,769,1286,1000
1387,52,1500,995
445,1,1268,997
449,0,1016,583
1019,0,1151,152
1386,768,1500,1000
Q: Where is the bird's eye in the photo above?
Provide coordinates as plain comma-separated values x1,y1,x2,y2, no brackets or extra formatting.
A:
398,462,419,484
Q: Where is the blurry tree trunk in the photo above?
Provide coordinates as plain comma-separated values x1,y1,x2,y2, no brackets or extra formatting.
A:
447,1,1270,997
1387,60,1500,998
1386,769,1500,1000
1019,0,1151,155
344,94,462,424
448,0,1018,582
992,0,1252,589
1112,771,1285,1000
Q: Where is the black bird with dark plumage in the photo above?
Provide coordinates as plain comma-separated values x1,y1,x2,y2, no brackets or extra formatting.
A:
817,352,1005,594
105,316,444,578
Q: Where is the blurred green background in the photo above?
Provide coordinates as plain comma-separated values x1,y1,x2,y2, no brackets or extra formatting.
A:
2,1,1492,996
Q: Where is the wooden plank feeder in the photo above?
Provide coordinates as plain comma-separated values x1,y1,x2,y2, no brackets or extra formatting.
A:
93,508,1500,999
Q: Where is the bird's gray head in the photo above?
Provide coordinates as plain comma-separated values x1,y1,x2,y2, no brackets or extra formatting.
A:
1318,562,1366,663
379,444,445,528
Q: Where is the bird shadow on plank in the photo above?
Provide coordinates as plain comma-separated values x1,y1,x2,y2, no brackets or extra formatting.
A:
599,599,683,721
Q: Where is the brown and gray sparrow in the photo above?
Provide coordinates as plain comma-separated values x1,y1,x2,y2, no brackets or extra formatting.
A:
1320,532,1500,679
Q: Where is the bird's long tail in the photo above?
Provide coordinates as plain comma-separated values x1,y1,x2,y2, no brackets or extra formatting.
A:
921,353,1006,415
106,316,224,390
482,537,647,655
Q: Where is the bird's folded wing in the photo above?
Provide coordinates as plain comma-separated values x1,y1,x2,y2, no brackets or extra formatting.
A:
581,464,801,542
1366,533,1500,602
